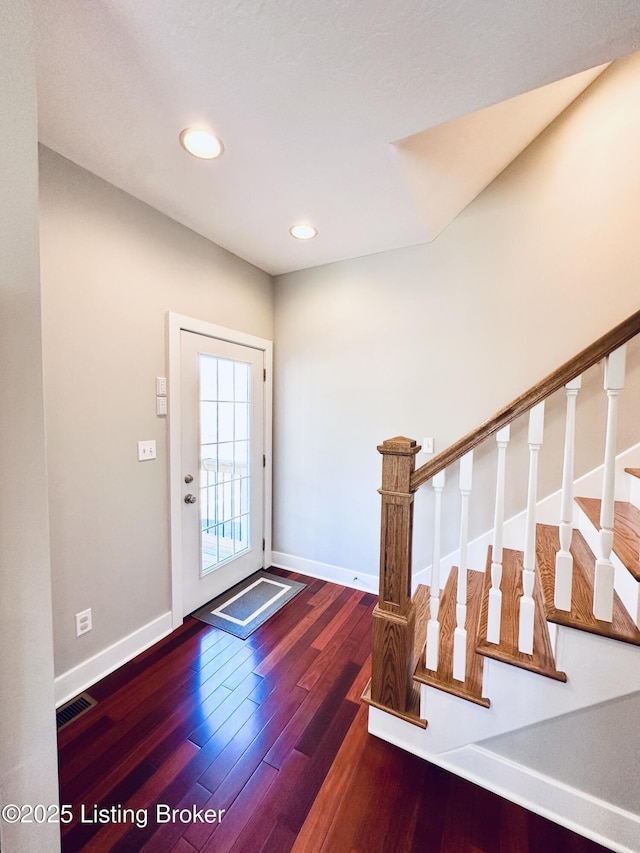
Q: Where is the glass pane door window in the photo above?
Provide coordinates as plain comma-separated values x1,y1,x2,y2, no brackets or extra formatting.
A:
199,354,251,574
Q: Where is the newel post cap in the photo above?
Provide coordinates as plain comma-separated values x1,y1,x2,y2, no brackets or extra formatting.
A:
377,436,421,456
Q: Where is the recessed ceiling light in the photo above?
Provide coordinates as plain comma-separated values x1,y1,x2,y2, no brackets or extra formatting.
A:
179,128,224,160
289,223,318,240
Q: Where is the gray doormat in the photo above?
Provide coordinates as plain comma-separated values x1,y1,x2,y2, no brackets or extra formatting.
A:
191,570,306,639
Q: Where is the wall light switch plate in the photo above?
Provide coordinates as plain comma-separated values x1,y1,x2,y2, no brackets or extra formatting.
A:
422,437,434,454
138,440,157,461
156,396,167,416
156,376,167,396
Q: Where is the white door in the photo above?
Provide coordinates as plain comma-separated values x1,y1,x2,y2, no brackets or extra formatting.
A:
180,329,265,615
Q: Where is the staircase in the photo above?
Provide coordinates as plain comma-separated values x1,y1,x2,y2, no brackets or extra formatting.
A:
362,310,640,853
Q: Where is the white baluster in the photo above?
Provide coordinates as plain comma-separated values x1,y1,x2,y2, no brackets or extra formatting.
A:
594,345,627,621
487,426,511,645
453,452,473,682
519,403,545,655
426,469,446,672
554,376,582,611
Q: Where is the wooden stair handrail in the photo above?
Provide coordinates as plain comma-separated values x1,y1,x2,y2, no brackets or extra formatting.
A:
411,309,640,491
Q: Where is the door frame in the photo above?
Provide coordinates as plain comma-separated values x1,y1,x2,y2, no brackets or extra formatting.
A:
167,312,273,629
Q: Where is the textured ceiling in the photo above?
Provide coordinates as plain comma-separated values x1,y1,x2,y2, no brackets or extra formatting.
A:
34,1,640,275
393,63,608,241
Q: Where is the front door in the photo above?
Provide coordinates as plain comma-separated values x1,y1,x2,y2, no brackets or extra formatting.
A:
180,329,265,615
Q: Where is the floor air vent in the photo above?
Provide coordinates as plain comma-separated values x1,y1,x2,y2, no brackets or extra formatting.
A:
56,692,97,731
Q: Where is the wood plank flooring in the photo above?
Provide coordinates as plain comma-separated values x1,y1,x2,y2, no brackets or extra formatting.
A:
58,569,610,853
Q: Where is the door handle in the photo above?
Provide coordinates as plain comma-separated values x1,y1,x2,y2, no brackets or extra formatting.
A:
184,474,194,484
184,494,197,504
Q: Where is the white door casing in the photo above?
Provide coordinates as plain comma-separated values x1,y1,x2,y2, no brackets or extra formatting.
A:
180,330,265,614
168,313,273,627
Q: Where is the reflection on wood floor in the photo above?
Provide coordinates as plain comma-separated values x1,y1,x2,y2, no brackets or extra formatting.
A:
57,569,610,852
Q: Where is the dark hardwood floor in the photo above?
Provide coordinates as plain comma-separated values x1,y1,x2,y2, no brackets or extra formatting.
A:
57,570,611,852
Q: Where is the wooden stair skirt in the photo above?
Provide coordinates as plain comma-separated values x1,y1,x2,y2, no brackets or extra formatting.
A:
365,509,640,727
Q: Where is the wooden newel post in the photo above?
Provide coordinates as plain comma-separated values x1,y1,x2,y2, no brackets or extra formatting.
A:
371,436,420,715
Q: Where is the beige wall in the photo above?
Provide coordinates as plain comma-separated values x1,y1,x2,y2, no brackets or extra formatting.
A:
39,147,273,676
273,54,640,580
0,4,60,851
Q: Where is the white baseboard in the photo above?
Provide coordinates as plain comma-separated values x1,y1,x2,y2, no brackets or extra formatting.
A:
55,611,173,707
271,551,378,594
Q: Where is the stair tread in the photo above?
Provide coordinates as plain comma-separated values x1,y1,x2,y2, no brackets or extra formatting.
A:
536,523,640,645
476,547,566,682
414,571,489,707
575,496,640,581
624,467,640,480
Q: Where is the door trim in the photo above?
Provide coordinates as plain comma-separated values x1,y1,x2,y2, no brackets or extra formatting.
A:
167,312,273,629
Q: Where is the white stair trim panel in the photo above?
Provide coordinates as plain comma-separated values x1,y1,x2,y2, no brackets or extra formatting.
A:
447,746,639,853
367,708,640,853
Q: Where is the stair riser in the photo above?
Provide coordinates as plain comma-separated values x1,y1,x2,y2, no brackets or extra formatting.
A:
614,563,640,626
407,625,640,756
628,475,640,511
575,504,640,627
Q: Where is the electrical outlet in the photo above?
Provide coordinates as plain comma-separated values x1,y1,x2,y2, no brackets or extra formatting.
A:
422,436,434,454
76,608,92,636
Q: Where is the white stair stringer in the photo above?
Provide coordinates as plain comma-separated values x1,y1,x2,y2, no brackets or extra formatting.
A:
439,745,640,853
365,717,640,853
368,626,640,851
